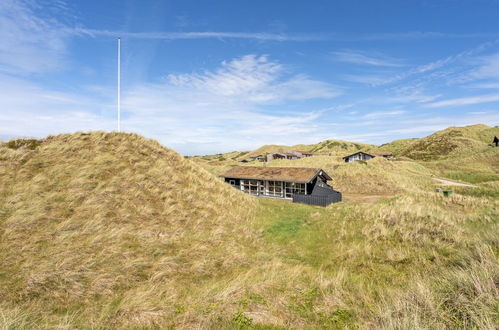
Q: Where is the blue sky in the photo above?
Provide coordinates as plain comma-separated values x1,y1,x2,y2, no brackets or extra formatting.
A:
1,0,499,155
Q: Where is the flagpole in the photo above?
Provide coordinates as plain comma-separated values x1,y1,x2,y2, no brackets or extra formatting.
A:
117,37,121,132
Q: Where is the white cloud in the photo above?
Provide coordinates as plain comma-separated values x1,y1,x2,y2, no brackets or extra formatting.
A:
341,74,389,85
0,0,70,74
386,85,442,104
72,29,497,42
332,50,405,67
72,28,323,42
426,94,499,107
469,52,499,80
0,74,113,137
114,55,340,154
165,55,340,103
363,110,406,119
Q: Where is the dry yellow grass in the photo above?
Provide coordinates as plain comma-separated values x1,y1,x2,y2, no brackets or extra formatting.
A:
243,155,434,195
399,124,498,160
0,130,497,329
0,132,257,328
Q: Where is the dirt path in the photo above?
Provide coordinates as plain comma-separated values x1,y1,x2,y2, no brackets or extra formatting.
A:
433,178,476,187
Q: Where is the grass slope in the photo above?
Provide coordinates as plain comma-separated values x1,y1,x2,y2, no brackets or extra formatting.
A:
399,124,498,160
195,124,498,163
0,129,498,329
194,140,376,163
377,138,418,156
240,155,434,195
0,132,256,328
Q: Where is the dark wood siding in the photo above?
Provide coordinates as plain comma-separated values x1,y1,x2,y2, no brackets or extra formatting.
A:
224,177,241,189
293,192,342,206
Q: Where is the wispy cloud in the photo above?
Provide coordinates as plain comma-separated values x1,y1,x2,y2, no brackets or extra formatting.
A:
362,110,406,119
369,39,499,86
0,73,113,137
469,52,499,80
119,55,341,153
341,74,390,85
355,31,497,41
0,0,70,74
426,93,499,107
71,28,498,42
165,54,340,102
71,28,324,41
332,50,405,67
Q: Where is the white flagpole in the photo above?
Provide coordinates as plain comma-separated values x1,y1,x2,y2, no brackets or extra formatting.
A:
117,37,121,132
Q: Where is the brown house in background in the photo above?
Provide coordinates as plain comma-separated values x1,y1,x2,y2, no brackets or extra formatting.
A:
267,150,314,162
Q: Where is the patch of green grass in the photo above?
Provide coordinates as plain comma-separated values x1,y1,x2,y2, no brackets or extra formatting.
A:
264,218,303,239
443,171,499,184
232,310,253,328
233,151,249,159
319,308,356,329
6,138,41,150
452,186,499,198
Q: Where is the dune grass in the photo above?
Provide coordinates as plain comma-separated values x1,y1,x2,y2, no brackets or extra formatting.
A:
398,124,498,160
0,131,498,329
245,155,434,194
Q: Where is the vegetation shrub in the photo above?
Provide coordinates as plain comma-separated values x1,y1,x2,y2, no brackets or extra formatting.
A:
6,138,41,150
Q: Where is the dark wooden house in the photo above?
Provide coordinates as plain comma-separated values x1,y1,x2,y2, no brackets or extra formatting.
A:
220,166,341,206
342,151,375,163
494,136,498,147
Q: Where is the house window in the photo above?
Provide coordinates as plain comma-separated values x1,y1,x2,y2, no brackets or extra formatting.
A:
229,180,236,185
241,179,262,196
284,182,305,198
268,180,283,197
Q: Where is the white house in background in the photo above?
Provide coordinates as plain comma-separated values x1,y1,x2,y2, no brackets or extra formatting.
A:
342,151,393,163
342,151,375,163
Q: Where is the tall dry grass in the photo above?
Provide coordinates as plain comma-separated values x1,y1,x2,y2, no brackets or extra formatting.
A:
0,131,497,328
247,155,434,194
0,132,257,328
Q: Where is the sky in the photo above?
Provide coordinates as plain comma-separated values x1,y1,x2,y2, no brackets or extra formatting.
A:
1,0,499,155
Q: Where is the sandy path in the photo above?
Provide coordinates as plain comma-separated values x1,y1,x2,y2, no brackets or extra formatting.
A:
433,178,476,187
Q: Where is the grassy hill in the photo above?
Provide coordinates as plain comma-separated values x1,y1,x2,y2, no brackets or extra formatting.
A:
398,124,498,160
0,129,498,328
196,124,498,163
241,140,376,159
377,138,418,155
0,132,256,328
245,155,434,195
195,140,376,164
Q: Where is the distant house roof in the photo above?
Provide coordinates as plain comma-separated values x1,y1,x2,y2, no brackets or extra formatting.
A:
296,150,314,155
220,166,332,183
271,150,313,157
342,151,375,159
272,152,297,157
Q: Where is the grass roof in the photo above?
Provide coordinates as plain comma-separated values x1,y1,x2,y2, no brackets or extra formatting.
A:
220,166,329,183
